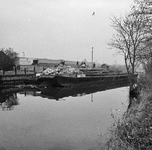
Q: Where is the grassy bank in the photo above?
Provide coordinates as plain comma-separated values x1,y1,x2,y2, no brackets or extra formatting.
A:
103,73,152,150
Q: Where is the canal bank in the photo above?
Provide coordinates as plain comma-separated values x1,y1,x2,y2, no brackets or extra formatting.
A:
104,72,152,150
0,74,37,88
0,68,41,88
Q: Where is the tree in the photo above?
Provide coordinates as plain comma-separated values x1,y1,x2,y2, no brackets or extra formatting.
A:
0,48,19,71
108,8,152,85
133,0,152,64
3,48,19,65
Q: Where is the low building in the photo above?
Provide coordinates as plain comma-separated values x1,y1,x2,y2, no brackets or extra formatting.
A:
101,63,109,72
18,57,34,65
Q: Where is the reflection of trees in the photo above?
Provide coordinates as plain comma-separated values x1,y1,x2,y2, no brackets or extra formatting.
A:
0,93,19,111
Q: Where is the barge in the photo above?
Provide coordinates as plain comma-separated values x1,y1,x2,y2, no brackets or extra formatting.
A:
37,73,130,87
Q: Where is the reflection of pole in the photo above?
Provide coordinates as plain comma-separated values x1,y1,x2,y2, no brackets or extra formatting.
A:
25,91,26,97
92,47,93,68
91,93,93,102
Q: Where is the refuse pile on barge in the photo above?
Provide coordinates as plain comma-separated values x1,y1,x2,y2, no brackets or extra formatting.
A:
37,65,130,87
37,65,85,77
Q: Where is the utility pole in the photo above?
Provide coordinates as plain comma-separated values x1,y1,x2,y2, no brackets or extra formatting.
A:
92,47,93,68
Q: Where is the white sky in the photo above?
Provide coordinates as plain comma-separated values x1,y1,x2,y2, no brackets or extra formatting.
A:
0,0,134,64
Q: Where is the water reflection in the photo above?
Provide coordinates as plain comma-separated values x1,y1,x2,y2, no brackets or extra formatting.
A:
0,81,129,110
19,88,41,97
0,82,129,150
0,92,19,111
41,81,129,100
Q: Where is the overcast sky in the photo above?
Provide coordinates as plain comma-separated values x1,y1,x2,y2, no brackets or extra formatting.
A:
0,0,134,64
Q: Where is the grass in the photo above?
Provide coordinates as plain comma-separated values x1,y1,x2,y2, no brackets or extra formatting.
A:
103,72,152,150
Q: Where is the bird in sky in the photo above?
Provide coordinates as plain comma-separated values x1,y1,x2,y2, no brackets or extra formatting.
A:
92,12,95,15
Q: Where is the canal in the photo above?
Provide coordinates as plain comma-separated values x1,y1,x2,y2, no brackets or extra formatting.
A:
0,82,129,150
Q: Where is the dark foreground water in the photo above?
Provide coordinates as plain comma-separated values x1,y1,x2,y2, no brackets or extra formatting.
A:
0,83,129,150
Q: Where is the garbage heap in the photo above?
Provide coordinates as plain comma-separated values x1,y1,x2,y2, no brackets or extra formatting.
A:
39,65,85,77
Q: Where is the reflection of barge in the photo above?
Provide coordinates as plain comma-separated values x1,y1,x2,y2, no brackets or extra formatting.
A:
38,73,129,87
41,80,129,100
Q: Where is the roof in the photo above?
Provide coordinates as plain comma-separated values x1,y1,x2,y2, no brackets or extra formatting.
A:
101,63,109,67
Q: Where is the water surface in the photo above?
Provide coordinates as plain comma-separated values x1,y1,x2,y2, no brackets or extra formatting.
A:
0,83,129,150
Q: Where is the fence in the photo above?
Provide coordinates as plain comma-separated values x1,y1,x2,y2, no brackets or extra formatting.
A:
0,65,45,75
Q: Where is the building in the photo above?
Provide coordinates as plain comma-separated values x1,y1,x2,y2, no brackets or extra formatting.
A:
0,51,13,70
101,63,109,71
18,57,34,65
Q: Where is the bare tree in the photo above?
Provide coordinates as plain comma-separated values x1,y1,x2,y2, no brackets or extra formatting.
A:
108,9,152,85
133,0,152,64
3,48,19,65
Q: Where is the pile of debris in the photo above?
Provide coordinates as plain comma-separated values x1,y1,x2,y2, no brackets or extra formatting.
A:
37,65,85,77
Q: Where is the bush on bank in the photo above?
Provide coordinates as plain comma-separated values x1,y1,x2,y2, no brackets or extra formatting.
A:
103,69,152,150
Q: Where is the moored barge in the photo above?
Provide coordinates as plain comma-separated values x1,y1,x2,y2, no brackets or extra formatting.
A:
37,73,130,87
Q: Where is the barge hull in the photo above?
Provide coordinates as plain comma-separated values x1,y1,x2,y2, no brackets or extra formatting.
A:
38,74,129,87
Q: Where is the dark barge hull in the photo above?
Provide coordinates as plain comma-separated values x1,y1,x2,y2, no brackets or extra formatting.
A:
38,73,130,87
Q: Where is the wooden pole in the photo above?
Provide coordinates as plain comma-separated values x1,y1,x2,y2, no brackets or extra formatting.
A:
15,67,17,75
34,66,36,74
92,47,93,68
24,68,26,74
